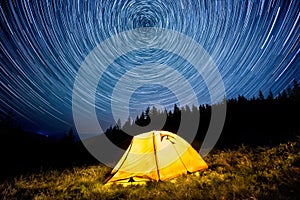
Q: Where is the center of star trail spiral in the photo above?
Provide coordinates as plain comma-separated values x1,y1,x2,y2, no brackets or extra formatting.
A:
0,0,299,133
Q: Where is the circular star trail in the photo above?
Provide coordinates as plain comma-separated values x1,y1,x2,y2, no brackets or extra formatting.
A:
0,0,299,133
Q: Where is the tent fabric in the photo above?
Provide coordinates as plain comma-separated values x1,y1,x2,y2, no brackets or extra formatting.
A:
105,130,208,185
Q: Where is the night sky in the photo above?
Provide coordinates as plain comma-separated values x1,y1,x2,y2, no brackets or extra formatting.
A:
0,0,299,135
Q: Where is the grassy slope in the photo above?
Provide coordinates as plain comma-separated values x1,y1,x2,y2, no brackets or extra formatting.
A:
1,138,300,200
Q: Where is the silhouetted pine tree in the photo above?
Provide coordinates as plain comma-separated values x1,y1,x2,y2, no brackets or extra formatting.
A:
267,90,274,101
259,90,264,101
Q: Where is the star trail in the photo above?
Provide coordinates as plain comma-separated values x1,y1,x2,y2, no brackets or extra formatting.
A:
0,0,299,134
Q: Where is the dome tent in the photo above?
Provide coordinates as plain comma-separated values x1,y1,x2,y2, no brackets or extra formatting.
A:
105,130,208,185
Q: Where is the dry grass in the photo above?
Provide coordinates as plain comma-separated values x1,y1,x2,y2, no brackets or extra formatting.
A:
1,138,300,200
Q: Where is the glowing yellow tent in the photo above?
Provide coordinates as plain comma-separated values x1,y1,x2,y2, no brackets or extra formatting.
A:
105,130,208,185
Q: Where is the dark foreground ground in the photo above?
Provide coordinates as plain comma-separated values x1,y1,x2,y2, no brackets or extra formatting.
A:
1,136,299,200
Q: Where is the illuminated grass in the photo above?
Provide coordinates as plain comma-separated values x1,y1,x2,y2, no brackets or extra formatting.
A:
1,138,300,200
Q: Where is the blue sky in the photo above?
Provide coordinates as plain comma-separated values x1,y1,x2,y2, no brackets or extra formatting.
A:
0,0,299,134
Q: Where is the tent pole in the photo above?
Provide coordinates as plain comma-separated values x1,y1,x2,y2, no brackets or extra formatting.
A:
104,140,134,184
171,140,189,173
153,132,160,181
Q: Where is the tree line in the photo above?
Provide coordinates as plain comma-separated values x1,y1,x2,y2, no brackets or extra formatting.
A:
105,80,300,150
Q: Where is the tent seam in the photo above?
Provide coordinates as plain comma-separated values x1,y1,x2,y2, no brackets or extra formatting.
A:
153,131,160,181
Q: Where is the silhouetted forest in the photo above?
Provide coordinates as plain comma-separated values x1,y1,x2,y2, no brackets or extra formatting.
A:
1,80,299,179
105,80,300,150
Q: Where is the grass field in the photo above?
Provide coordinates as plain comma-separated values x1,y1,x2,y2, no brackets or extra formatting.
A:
1,138,300,200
